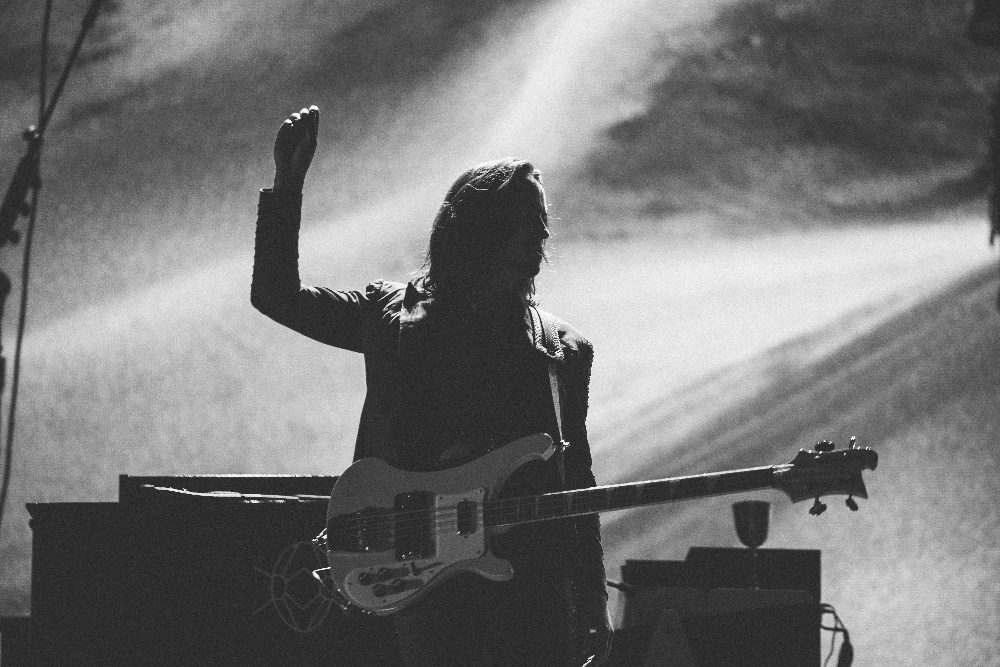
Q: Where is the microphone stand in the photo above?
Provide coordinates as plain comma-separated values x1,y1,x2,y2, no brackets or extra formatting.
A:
0,0,105,248
0,0,106,532
0,271,10,394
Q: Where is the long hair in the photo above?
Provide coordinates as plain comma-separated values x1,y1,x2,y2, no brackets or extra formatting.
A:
418,158,547,301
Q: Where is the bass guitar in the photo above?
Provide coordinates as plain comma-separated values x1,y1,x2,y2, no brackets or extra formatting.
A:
322,434,877,616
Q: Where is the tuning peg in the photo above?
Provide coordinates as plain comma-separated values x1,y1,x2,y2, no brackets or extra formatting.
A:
815,440,835,452
845,496,858,511
809,497,827,515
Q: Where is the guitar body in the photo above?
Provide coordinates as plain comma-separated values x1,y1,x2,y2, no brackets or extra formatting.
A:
325,433,555,616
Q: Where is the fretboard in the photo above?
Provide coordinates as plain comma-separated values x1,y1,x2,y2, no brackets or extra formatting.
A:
482,464,790,528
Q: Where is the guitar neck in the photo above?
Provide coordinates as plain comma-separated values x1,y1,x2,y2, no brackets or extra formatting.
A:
483,463,790,528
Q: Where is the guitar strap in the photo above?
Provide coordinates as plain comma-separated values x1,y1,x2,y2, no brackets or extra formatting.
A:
529,305,568,488
531,305,586,665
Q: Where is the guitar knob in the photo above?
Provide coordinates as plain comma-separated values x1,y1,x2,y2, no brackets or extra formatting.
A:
815,440,835,453
809,498,827,516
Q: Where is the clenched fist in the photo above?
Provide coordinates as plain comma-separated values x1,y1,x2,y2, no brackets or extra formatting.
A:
273,105,319,193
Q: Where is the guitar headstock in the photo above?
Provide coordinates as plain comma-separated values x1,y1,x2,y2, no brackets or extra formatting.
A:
775,437,878,515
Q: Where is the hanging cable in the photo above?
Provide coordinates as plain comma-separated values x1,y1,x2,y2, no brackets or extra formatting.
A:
820,603,854,667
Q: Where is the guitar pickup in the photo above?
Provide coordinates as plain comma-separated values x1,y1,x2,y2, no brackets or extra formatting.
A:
394,491,435,560
456,499,478,535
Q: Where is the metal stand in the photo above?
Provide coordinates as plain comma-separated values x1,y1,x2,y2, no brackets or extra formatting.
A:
0,0,106,532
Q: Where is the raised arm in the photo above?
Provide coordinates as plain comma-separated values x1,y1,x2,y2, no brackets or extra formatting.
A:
251,106,369,352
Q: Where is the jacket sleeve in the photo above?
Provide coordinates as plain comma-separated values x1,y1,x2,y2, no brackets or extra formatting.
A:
251,188,375,352
561,337,607,598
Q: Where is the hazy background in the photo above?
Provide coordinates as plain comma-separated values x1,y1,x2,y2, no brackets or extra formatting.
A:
1,0,998,664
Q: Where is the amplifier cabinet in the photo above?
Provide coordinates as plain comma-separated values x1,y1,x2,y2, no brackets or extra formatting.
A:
28,476,402,667
614,548,821,667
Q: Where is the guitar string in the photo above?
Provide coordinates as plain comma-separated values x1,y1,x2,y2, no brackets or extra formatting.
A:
336,470,757,540
339,487,627,530
335,490,656,545
345,503,707,549
340,500,590,535
330,459,860,548
339,473,724,533
341,496,601,530
337,464,786,533
335,456,856,533
339,495,607,538
336,467,795,544
344,480,836,544
342,502,599,534
339,479,675,532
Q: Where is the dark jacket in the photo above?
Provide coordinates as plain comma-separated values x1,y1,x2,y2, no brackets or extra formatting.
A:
251,188,605,593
